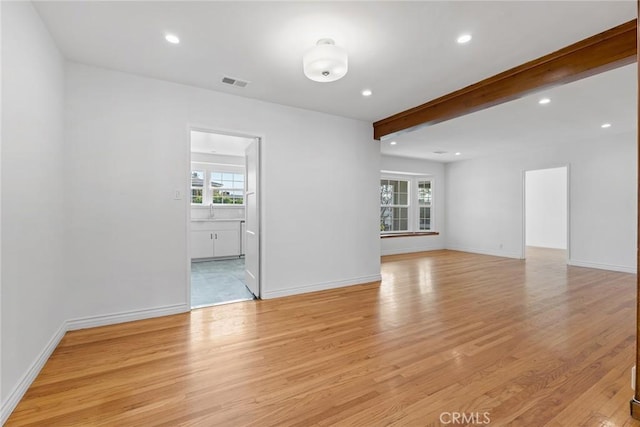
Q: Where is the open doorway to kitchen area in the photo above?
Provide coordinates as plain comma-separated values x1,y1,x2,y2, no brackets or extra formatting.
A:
189,129,261,308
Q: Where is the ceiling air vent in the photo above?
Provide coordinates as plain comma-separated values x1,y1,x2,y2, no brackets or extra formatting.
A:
222,76,250,88
433,150,448,155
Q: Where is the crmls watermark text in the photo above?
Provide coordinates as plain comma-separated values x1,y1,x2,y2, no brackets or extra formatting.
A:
439,411,491,425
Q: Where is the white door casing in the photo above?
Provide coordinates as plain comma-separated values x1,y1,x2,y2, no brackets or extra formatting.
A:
244,138,260,297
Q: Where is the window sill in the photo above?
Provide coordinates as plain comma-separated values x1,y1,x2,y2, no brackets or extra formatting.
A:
380,232,440,239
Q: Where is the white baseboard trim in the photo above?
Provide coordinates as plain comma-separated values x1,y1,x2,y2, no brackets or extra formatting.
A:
567,259,636,274
381,246,445,256
262,274,382,299
66,303,190,331
446,245,523,260
2,303,191,423
1,322,67,425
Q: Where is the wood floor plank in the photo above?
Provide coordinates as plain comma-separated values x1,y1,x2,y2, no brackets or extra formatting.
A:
6,248,640,426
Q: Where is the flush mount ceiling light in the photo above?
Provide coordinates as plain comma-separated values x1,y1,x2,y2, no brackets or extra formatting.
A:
362,89,372,97
303,38,348,82
601,123,612,128
390,141,397,145
538,98,551,105
457,34,472,44
165,33,180,44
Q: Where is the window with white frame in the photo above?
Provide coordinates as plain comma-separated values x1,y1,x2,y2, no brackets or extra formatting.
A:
191,165,245,206
418,180,432,231
210,172,244,205
380,179,409,232
191,170,204,204
380,176,433,233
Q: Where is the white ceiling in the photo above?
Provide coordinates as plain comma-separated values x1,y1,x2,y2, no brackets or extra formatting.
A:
190,131,253,156
383,63,637,162
34,1,636,124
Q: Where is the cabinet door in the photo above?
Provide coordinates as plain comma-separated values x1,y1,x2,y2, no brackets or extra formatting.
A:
191,230,214,259
213,230,240,257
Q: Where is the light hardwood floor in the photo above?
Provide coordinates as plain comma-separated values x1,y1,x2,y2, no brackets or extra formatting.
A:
7,249,640,426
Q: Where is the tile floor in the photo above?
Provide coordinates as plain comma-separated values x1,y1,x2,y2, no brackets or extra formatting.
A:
191,258,255,308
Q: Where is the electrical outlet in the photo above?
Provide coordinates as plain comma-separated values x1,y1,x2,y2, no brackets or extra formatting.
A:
174,190,182,200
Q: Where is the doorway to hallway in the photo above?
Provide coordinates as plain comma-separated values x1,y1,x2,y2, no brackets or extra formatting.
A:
524,166,569,260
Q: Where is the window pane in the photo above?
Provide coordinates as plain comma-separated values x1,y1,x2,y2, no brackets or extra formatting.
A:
420,207,431,230
380,207,392,231
212,189,244,205
381,179,408,206
380,207,408,232
418,180,432,205
229,190,243,204
380,179,411,232
210,172,223,188
191,188,203,204
393,207,407,220
380,183,393,205
191,171,204,187
211,172,245,191
212,189,223,204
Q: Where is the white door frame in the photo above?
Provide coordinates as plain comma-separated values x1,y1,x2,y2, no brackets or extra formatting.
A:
521,164,571,261
185,125,263,306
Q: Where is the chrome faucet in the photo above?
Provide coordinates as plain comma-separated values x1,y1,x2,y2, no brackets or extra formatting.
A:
209,202,215,218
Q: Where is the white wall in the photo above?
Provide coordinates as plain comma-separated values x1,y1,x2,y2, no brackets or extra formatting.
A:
380,155,446,255
446,133,636,272
525,167,567,249
64,62,381,315
1,1,68,419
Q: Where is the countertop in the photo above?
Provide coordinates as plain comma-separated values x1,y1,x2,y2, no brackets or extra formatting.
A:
191,218,245,222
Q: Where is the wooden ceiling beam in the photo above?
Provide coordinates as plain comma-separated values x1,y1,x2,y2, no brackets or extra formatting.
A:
373,19,637,141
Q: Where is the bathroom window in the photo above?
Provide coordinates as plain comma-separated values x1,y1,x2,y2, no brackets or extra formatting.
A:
211,172,244,205
191,170,204,204
190,164,245,206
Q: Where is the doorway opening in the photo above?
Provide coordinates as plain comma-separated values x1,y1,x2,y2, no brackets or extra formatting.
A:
523,166,569,261
188,129,261,308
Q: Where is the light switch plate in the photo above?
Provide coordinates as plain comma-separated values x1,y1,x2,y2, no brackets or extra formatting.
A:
174,190,182,200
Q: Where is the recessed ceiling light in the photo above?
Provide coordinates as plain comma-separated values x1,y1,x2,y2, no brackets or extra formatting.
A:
538,98,551,105
601,123,612,128
457,34,472,44
390,141,397,145
455,152,461,156
362,89,372,97
165,34,180,44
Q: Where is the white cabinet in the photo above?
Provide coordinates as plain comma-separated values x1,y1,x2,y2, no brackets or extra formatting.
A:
191,230,216,259
190,221,241,259
212,229,240,257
